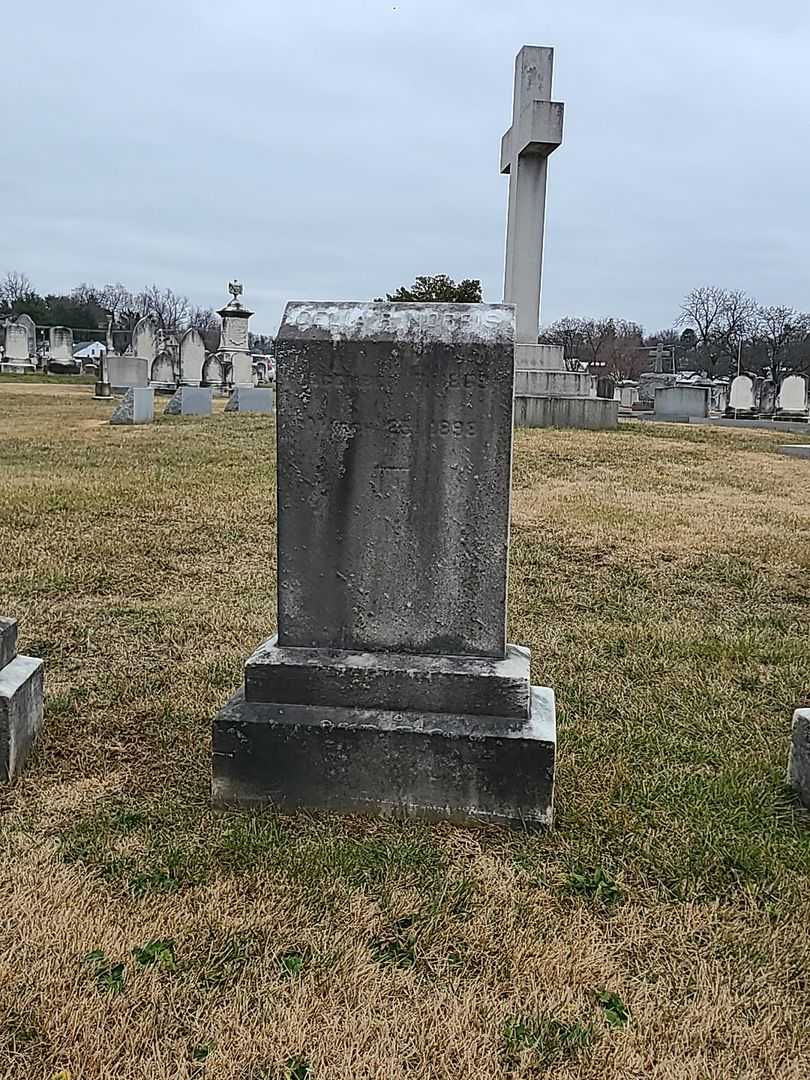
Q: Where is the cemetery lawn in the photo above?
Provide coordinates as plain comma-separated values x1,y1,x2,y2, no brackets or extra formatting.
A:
1,384,809,1080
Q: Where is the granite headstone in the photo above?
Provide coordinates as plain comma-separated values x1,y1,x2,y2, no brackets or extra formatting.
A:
212,301,556,826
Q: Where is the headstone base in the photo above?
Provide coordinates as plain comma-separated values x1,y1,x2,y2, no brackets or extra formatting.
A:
212,683,556,826
225,387,275,414
110,387,154,425
788,708,810,809
0,362,36,376
164,386,213,416
0,620,44,784
514,395,618,430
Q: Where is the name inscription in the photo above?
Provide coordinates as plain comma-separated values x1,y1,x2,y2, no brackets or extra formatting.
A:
280,301,515,346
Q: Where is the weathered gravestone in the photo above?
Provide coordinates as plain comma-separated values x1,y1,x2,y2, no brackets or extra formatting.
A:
212,301,556,825
16,313,36,358
728,374,755,416
778,374,809,419
180,328,206,386
788,708,810,808
0,617,45,784
1,323,35,374
48,326,76,373
133,316,158,367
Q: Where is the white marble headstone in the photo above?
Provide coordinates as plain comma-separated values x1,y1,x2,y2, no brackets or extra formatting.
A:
179,328,206,386
15,314,36,357
5,324,30,361
779,374,808,414
49,326,74,361
133,316,158,363
729,374,755,412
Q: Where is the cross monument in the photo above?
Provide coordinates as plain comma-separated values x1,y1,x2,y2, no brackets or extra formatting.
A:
501,46,564,344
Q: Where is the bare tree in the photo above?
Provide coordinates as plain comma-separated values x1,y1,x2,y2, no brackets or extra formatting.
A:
679,286,757,375
712,289,758,368
678,285,727,350
752,305,810,384
188,305,220,352
539,316,583,361
135,285,191,332
0,270,34,307
99,283,135,321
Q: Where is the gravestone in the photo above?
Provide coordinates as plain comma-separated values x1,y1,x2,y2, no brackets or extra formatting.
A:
110,387,154,425
164,386,213,415
107,355,148,391
179,328,206,386
150,350,176,390
728,374,755,415
203,353,224,388
133,316,158,367
224,387,274,414
212,301,557,825
1,323,35,374
778,374,809,418
16,313,36,358
0,617,45,784
788,708,810,808
47,326,76,373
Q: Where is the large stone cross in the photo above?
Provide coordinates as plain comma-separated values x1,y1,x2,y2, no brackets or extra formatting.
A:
501,46,564,344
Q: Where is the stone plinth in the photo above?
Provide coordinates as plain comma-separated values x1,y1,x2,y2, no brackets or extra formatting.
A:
655,385,709,420
164,386,213,416
213,301,556,825
0,618,16,670
0,617,44,784
778,445,810,459
788,708,810,809
110,387,154,425
514,395,617,430
225,387,274,414
515,369,595,397
514,344,565,371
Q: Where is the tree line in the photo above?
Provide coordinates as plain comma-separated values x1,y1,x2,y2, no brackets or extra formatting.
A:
541,287,810,383
0,272,273,354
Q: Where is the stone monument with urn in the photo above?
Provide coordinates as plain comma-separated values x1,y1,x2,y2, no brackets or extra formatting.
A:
217,280,253,388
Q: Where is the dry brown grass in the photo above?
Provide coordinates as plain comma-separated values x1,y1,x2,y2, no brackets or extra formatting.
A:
1,385,809,1079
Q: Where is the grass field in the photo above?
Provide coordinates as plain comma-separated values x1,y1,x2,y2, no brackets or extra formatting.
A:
1,382,809,1080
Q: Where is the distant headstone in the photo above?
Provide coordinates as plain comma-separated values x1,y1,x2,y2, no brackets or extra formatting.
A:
133,316,158,365
179,328,206,386
1,323,35,374
107,355,149,391
788,708,810,808
164,386,213,416
203,354,224,388
150,350,176,389
212,301,557,826
728,374,755,415
0,616,45,784
778,374,809,417
16,314,36,358
47,326,76,373
224,387,274,414
110,387,155,425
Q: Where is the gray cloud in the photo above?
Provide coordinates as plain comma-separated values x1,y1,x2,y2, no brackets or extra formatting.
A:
3,0,809,334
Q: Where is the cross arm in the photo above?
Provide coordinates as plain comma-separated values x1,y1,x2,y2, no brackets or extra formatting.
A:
500,100,564,174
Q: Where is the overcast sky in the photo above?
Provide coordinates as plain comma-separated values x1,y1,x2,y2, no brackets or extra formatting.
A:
3,0,809,334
